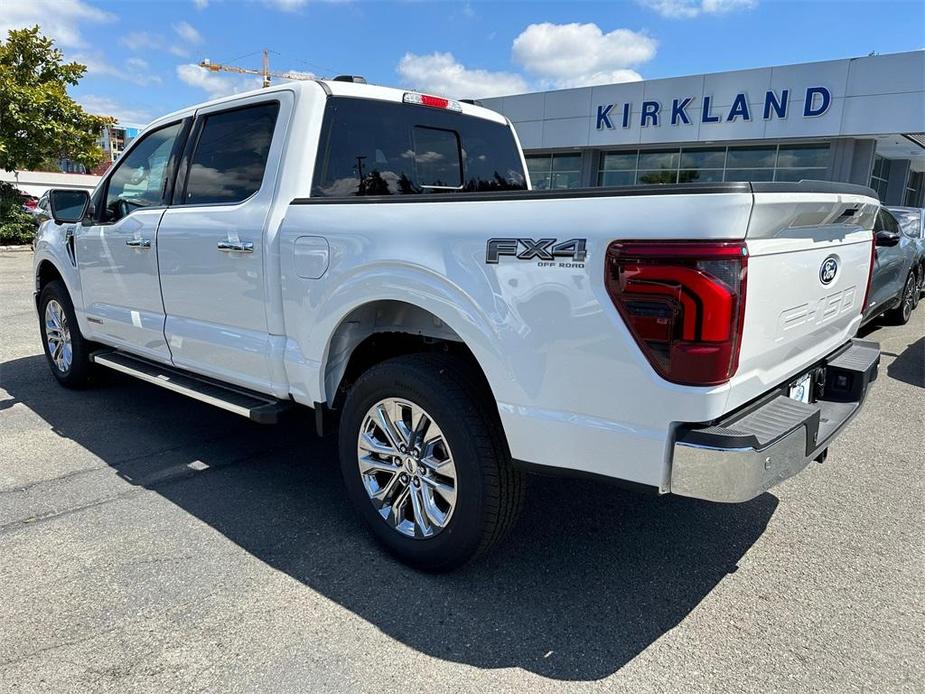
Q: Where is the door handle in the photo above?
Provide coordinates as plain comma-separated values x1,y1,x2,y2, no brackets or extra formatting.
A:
217,240,254,253
125,238,151,248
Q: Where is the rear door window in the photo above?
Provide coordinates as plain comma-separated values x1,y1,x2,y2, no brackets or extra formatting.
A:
183,102,279,205
312,97,526,197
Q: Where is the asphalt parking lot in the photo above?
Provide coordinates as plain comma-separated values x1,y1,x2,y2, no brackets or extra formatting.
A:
0,248,922,693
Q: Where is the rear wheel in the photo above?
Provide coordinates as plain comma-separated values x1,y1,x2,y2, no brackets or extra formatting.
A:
912,265,922,309
338,353,523,571
886,272,916,325
38,280,95,388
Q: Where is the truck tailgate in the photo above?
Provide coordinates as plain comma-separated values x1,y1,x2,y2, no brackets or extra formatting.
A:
729,187,880,410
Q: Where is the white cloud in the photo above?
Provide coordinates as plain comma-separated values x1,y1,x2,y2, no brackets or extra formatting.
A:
172,21,202,44
0,0,115,48
638,0,757,19
279,69,316,81
261,0,355,10
193,0,209,8
78,95,152,125
512,22,655,88
397,52,528,99
120,31,162,52
264,0,309,9
126,57,149,71
120,29,194,58
71,51,162,86
176,63,262,98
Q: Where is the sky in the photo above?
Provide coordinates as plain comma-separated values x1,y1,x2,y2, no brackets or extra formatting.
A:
2,0,924,126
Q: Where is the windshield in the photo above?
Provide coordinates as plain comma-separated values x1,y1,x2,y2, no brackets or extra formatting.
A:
889,208,923,237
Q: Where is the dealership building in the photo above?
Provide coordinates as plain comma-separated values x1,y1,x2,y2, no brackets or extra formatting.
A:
481,50,925,207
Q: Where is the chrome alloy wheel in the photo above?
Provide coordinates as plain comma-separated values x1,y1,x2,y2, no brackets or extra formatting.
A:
357,398,458,539
901,276,915,322
44,299,73,373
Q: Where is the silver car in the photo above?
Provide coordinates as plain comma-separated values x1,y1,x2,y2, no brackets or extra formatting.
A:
862,207,920,325
887,206,925,307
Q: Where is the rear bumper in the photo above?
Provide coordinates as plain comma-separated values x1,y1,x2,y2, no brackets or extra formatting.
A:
670,339,880,503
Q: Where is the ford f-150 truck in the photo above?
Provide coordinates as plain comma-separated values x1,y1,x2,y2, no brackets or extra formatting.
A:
34,78,881,570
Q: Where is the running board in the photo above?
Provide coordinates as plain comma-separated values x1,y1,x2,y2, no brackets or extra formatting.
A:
90,351,293,424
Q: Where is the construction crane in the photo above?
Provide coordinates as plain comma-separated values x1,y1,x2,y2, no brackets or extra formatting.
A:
199,49,315,88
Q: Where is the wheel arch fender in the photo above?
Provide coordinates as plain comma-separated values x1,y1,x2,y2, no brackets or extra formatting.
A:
303,265,521,410
34,254,79,309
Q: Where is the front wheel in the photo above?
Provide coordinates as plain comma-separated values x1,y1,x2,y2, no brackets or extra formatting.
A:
886,272,916,325
338,353,524,571
38,280,96,388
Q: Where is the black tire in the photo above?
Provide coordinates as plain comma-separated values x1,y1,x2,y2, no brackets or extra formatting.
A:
338,353,524,571
38,280,96,388
886,272,916,325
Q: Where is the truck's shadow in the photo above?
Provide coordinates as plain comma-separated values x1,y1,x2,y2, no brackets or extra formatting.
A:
1,354,776,681
884,336,924,389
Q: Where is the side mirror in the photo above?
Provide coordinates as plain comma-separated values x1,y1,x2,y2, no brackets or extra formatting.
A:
47,189,90,225
875,229,900,247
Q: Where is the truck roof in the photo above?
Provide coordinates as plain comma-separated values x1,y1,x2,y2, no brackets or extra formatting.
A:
145,78,509,133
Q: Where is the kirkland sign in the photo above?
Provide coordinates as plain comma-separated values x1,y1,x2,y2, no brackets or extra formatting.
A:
595,86,831,130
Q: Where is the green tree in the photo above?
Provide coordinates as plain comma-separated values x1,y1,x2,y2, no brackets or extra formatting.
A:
0,26,112,172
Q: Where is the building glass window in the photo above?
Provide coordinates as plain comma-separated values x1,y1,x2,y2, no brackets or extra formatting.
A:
904,170,923,207
525,153,582,189
598,152,637,187
870,154,891,201
596,142,831,187
637,150,680,184
774,144,830,182
679,148,725,183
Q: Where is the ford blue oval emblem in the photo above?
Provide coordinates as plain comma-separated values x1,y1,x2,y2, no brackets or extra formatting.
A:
820,255,839,285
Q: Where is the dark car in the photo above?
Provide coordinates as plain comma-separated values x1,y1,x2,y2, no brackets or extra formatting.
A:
862,207,920,325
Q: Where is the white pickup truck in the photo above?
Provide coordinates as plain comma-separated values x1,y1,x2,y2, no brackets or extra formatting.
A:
34,78,881,570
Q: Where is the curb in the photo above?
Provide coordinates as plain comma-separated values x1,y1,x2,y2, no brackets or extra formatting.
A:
0,245,34,254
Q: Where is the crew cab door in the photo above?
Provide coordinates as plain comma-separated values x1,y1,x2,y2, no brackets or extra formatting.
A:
75,120,188,361
156,94,289,392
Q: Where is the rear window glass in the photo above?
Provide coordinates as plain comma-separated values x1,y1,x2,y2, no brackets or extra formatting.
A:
412,126,462,188
312,97,526,197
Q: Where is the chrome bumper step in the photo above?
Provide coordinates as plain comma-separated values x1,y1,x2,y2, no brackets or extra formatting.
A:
90,351,292,424
670,339,880,503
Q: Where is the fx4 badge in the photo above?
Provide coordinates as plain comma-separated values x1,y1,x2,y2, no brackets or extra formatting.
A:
486,238,588,267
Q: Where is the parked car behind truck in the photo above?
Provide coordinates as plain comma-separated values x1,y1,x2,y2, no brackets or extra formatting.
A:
862,207,920,325
33,79,881,570
887,205,925,308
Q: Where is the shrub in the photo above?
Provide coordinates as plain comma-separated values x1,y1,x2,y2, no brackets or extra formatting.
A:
0,181,37,246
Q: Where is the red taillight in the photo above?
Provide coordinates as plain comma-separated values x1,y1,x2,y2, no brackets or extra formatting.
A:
605,241,749,386
421,95,449,108
402,92,463,111
862,231,876,316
